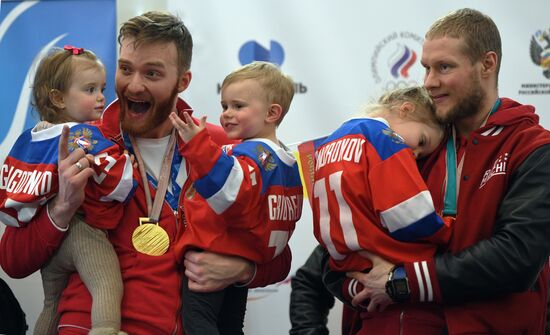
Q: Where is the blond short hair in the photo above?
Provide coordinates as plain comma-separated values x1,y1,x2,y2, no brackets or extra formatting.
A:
364,86,440,128
426,8,502,83
221,61,295,125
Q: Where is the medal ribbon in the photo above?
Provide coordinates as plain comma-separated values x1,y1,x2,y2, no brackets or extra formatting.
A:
144,153,182,211
130,129,177,222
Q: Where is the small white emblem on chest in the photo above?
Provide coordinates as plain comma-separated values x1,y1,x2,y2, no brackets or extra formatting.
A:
479,153,509,189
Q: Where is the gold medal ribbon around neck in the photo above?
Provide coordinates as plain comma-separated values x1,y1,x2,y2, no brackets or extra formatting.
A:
130,130,177,256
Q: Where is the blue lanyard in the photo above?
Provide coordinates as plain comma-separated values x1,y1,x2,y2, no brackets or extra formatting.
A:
145,153,182,211
123,134,182,211
442,98,501,216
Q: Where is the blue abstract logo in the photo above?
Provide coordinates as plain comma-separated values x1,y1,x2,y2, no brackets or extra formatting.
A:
0,0,116,162
238,40,285,66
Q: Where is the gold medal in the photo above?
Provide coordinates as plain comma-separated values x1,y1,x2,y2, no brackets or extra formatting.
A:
130,131,177,257
132,217,169,256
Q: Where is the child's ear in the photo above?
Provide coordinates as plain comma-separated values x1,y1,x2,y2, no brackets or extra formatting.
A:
398,101,415,118
266,104,283,124
49,89,65,109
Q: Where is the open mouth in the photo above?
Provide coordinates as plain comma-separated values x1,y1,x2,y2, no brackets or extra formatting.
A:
127,98,151,114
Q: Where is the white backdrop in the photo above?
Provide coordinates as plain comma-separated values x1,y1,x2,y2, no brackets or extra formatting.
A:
1,0,550,334
168,1,550,333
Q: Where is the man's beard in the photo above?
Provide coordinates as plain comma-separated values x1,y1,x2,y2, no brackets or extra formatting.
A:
120,86,179,136
437,75,485,125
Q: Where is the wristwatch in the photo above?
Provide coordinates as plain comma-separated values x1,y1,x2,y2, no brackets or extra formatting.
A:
385,265,410,303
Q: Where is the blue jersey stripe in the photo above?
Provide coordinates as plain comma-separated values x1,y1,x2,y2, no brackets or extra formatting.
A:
194,153,235,198
390,212,444,242
8,124,114,165
316,118,408,162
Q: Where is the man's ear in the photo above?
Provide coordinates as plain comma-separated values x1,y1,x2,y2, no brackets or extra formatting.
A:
398,101,415,118
481,51,498,79
177,70,192,93
49,89,65,109
266,104,283,124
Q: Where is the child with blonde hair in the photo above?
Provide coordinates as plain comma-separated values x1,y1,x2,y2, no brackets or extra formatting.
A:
312,86,449,334
169,61,303,335
0,45,133,335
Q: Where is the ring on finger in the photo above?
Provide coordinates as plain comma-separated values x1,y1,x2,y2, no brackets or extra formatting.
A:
75,161,84,171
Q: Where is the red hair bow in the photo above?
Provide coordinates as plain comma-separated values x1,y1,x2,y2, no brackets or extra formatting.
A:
64,45,84,55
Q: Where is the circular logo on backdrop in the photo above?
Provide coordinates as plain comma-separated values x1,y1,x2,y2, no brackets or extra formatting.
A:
518,28,550,96
217,40,308,95
529,28,550,79
239,40,285,66
370,31,424,91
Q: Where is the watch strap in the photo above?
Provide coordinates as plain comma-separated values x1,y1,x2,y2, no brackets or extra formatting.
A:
386,265,410,303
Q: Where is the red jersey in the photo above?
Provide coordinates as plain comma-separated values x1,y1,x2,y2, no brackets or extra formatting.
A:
311,117,447,272
0,122,135,230
175,131,303,264
0,98,291,335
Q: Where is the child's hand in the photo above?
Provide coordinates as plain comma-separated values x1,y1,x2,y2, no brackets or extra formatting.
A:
124,149,138,169
169,112,207,143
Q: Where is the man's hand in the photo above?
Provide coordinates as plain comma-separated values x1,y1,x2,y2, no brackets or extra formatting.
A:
169,112,206,143
48,125,94,229
184,250,255,292
347,251,395,312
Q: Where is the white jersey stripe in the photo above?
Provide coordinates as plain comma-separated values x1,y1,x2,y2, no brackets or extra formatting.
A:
414,261,426,302
331,171,360,251
100,155,134,202
481,127,496,136
205,156,244,214
349,279,358,298
4,197,45,224
380,190,435,233
492,126,504,136
314,178,346,260
0,210,21,227
421,261,433,301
